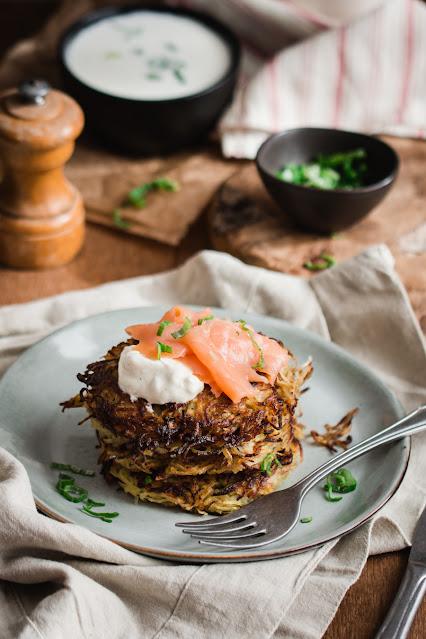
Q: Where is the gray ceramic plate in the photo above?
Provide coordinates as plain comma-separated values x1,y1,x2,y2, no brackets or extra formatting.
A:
0,306,408,563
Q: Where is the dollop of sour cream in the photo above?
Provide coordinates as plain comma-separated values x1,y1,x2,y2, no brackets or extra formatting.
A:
118,345,204,404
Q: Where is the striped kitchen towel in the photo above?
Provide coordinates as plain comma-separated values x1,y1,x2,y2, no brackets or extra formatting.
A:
171,0,426,158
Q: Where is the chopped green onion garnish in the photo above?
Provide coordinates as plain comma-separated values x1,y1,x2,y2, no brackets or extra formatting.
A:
238,320,265,370
324,468,357,501
127,177,179,208
50,462,95,477
82,498,119,523
144,476,152,484
55,474,88,503
113,208,131,230
173,69,185,83
157,320,173,336
261,453,282,475
301,517,312,523
329,469,357,493
156,341,173,359
325,485,342,502
303,252,337,271
197,314,214,325
53,470,117,520
276,148,367,190
82,505,119,519
171,316,191,339
86,499,105,509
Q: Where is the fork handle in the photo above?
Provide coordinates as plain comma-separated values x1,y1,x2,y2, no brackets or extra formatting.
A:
374,561,426,639
295,405,426,497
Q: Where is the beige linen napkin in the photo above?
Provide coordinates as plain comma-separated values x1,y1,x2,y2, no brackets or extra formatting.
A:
1,246,425,639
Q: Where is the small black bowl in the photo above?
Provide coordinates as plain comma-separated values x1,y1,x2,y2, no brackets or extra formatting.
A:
255,128,399,234
58,4,241,155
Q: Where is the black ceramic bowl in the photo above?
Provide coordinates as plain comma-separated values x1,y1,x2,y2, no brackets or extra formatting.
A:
255,128,399,234
58,4,241,155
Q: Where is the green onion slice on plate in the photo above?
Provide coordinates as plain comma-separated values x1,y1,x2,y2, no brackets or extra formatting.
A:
55,473,88,503
324,468,357,501
50,462,95,477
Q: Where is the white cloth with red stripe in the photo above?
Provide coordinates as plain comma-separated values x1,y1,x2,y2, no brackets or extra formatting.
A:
0,246,426,639
171,0,426,158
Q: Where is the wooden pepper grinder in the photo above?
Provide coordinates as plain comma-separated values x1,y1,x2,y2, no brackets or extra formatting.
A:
0,78,85,269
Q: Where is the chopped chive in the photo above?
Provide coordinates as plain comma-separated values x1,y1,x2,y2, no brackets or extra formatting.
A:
238,320,265,370
325,484,342,502
171,316,191,339
261,453,281,475
127,177,179,209
144,476,152,484
83,510,119,518
276,148,367,190
157,320,173,336
303,252,337,271
329,469,357,493
113,208,131,230
301,517,312,523
156,342,173,359
324,468,357,501
50,462,95,477
55,474,88,503
86,499,106,509
58,472,73,482
197,314,214,325
173,69,185,83
111,24,143,40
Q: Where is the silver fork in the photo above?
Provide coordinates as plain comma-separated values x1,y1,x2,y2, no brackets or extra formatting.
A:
176,405,426,549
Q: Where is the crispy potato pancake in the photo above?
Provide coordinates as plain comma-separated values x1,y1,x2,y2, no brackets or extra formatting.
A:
62,339,312,514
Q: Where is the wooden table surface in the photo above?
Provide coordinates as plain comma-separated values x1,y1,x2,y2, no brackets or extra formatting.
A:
0,3,425,638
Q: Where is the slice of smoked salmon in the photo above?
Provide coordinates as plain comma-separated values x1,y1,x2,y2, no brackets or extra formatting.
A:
126,322,188,360
181,317,288,404
125,307,289,404
125,306,213,360
160,306,213,325
253,332,290,382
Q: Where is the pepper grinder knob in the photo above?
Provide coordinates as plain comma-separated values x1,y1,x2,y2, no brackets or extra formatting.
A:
18,78,51,105
0,78,85,269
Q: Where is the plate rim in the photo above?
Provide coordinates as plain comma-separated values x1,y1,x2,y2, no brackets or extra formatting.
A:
2,305,408,563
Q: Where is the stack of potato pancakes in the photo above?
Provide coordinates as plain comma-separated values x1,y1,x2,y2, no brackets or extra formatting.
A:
62,307,312,514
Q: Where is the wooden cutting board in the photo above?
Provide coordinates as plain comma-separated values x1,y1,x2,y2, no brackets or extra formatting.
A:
208,136,426,333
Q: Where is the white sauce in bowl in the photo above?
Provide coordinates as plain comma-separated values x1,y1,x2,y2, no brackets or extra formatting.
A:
64,11,233,101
